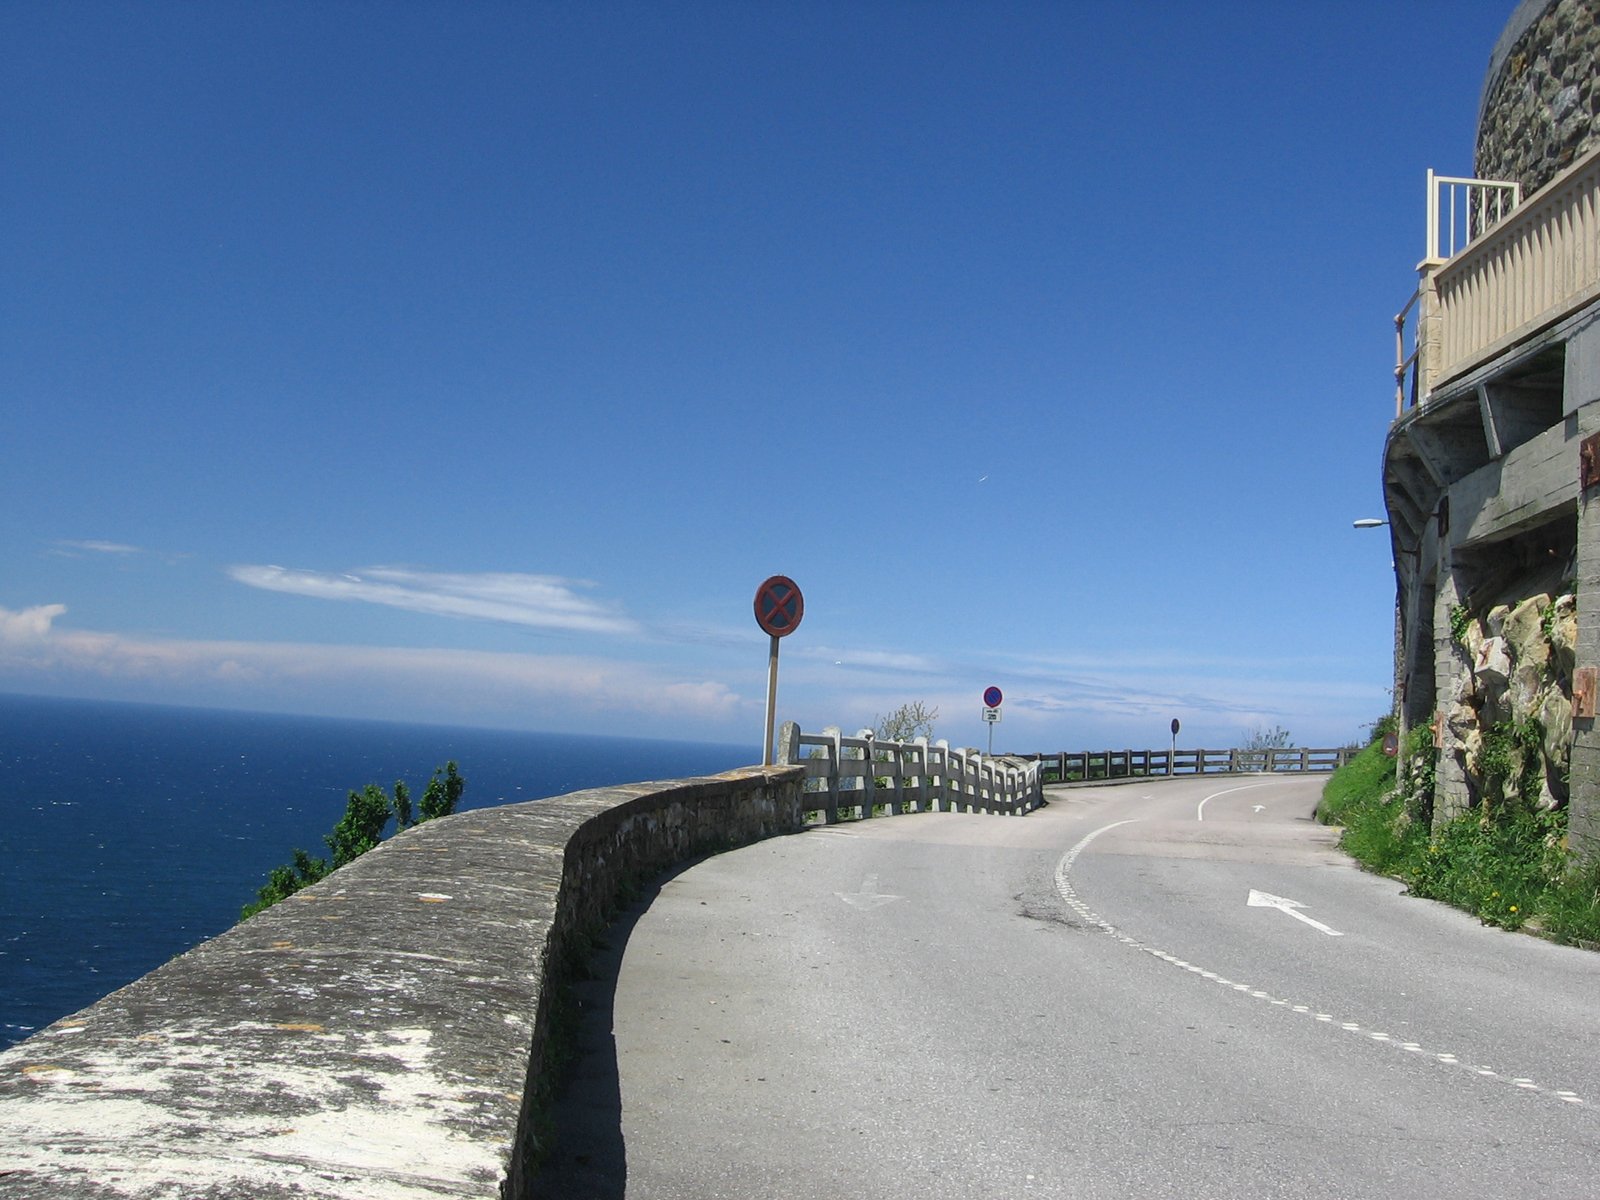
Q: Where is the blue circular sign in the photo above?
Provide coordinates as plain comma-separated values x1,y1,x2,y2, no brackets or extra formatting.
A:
983,686,1003,707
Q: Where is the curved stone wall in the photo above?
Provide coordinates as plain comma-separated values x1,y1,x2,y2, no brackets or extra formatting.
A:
1476,0,1600,195
0,763,805,1199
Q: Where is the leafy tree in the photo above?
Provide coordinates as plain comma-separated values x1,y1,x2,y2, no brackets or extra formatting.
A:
875,702,939,743
242,762,467,919
391,780,412,830
326,783,393,868
418,761,465,823
1241,723,1292,750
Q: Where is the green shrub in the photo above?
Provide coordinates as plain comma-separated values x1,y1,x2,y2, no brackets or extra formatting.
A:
1318,739,1394,824
1408,809,1559,930
1399,724,1436,826
243,762,465,919
1477,718,1542,812
1319,739,1428,877
1541,855,1600,945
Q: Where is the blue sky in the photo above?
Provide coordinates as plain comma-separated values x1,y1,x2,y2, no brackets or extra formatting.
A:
1,2,1514,754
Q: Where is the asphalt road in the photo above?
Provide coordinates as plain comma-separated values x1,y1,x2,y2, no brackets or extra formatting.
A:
536,776,1600,1198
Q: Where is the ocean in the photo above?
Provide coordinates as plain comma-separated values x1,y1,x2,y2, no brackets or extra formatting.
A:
0,693,754,1050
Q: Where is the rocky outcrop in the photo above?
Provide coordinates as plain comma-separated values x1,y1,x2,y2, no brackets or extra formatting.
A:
1451,586,1575,811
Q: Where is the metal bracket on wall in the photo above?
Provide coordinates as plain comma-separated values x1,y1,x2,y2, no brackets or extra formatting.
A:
1576,667,1598,720
1581,433,1600,492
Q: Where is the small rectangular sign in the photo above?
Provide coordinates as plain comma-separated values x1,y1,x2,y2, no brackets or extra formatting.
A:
1577,667,1598,718
982,706,1001,723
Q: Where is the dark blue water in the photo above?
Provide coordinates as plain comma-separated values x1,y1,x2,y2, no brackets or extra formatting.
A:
0,693,753,1049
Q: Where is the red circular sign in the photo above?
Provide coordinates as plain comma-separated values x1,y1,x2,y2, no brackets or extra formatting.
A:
983,686,1003,707
754,575,804,638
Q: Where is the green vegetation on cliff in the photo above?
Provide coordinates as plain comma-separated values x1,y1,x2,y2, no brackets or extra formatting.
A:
1320,731,1600,946
243,762,465,919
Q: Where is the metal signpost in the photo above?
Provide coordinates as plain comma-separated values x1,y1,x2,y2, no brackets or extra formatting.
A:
982,686,1002,754
754,575,804,765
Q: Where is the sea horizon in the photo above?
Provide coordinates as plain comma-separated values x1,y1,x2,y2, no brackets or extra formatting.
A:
1,691,756,1049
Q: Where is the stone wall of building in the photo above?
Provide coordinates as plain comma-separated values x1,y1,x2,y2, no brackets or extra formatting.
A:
1475,0,1600,195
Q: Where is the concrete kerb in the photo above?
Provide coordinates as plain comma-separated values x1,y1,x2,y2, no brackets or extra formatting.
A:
1047,770,1336,793
0,764,805,1200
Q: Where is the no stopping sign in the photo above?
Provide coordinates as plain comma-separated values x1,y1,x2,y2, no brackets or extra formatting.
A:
754,576,804,637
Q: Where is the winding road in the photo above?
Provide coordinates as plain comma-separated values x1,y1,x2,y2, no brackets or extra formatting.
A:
537,776,1600,1198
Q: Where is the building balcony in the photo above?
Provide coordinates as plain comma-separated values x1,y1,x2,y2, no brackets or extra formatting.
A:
1397,140,1600,416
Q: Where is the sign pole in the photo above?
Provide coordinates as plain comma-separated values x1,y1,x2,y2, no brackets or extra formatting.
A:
981,686,1003,757
763,633,780,766
753,575,804,767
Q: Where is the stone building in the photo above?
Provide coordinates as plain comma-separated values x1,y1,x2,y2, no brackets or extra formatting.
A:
1383,0,1600,847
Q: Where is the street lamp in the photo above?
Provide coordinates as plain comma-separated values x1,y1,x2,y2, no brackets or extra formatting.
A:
1353,518,1389,529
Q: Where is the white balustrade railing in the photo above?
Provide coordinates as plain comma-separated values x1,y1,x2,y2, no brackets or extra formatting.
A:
1426,168,1521,263
776,722,1042,824
1396,146,1600,412
1434,148,1600,383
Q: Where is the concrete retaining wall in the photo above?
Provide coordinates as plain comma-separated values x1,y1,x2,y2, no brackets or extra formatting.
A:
0,764,804,1198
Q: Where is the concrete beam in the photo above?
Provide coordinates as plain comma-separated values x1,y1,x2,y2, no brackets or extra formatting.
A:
1477,382,1504,459
1409,419,1491,487
1448,421,1578,550
1564,315,1600,415
1483,379,1563,454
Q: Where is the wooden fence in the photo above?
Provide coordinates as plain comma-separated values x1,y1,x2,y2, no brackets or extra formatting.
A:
1020,746,1354,783
776,722,1042,824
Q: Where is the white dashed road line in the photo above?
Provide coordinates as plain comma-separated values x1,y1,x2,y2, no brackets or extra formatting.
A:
1054,820,1586,1107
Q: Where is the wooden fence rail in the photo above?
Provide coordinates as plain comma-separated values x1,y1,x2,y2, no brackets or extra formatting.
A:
1019,746,1354,783
776,722,1042,824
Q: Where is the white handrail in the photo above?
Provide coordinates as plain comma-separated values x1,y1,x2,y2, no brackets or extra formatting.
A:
1427,168,1521,262
1395,151,1600,413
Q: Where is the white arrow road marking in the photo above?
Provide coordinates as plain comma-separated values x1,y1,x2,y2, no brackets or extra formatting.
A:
1247,889,1343,936
1252,805,1266,813
837,873,901,910
1196,782,1278,822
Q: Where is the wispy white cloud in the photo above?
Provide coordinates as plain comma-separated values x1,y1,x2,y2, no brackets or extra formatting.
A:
51,540,144,557
227,565,641,636
990,645,1366,679
792,644,946,674
0,603,739,725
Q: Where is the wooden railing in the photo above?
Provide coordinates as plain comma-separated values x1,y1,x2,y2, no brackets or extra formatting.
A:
1397,142,1600,411
777,722,1042,824
1020,746,1354,784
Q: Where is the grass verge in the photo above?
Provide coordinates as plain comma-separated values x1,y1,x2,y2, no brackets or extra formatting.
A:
1319,737,1600,947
